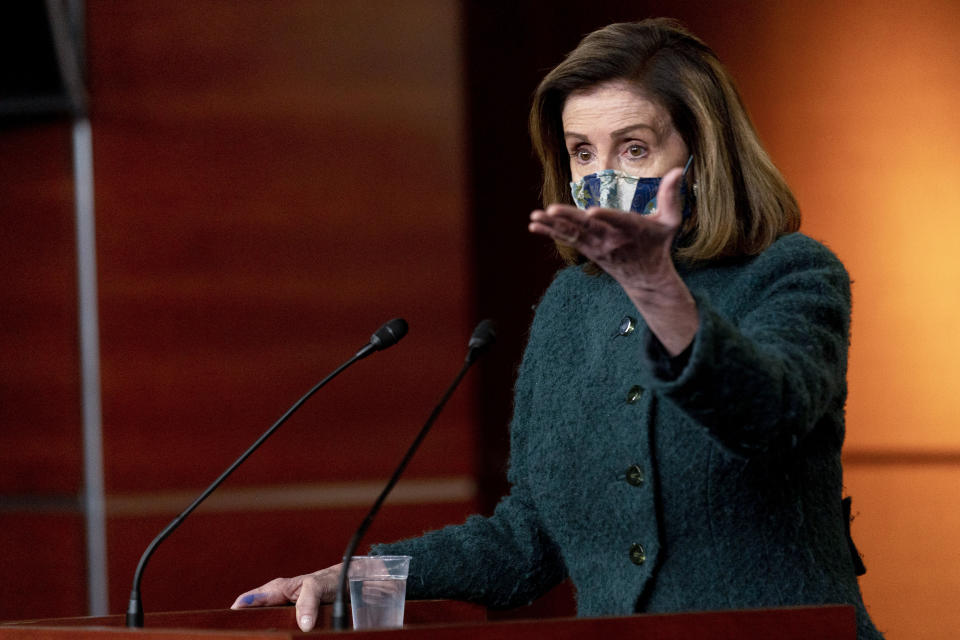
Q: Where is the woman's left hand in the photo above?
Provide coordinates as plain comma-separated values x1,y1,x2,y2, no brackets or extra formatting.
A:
528,166,699,355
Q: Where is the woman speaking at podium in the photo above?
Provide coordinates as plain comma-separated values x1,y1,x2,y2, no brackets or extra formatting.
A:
232,18,883,639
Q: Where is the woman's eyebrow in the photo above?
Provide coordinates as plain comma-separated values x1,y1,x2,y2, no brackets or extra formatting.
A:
563,123,659,143
608,123,658,139
563,131,589,142
563,122,660,142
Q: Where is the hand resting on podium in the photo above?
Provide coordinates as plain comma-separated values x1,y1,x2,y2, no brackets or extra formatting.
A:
231,563,342,632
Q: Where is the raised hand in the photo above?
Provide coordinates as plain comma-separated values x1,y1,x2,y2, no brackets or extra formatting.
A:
529,167,698,355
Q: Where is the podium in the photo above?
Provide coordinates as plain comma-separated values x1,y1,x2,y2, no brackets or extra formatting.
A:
0,601,855,639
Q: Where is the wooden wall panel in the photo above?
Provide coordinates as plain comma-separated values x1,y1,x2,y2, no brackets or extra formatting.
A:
0,123,81,494
85,0,474,617
85,1,473,495
0,513,86,621
0,119,85,621
3,0,478,621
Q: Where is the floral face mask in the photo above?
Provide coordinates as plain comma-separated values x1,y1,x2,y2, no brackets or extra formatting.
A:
570,155,694,217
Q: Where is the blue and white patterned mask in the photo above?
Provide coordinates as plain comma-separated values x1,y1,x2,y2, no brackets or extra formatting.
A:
570,155,694,217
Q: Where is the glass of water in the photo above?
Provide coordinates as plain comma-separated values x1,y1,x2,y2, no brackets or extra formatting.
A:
348,555,411,629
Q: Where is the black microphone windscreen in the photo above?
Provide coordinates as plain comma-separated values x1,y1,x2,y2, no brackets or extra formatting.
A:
370,318,409,351
468,319,496,351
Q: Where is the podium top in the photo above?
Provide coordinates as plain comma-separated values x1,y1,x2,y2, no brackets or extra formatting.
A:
0,602,855,639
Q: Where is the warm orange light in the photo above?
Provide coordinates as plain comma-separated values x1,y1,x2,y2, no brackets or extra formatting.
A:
731,0,960,451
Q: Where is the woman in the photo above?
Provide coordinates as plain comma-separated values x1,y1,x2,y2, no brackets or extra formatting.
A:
232,19,883,639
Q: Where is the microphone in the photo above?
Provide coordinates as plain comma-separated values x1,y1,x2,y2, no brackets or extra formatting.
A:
125,318,409,628
330,319,496,630
466,318,496,364
355,318,408,360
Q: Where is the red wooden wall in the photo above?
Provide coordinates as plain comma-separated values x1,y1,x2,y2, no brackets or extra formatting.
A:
0,120,87,617
2,0,478,619
92,0,480,614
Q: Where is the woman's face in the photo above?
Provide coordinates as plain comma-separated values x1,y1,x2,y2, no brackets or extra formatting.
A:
562,79,689,182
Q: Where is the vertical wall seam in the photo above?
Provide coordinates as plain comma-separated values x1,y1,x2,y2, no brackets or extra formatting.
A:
73,117,108,616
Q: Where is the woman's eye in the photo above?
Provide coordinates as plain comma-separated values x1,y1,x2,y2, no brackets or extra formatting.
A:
625,144,646,158
574,149,593,163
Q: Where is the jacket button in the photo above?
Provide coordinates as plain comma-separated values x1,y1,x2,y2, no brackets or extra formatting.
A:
629,543,646,565
625,464,645,487
618,316,636,336
625,385,643,404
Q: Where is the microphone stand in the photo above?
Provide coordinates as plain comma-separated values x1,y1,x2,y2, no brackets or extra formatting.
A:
126,319,408,628
330,321,494,630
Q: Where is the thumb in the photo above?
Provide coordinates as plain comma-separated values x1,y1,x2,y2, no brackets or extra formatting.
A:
295,576,321,632
653,166,685,231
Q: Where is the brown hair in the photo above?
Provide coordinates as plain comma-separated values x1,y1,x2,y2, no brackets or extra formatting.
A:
529,18,800,263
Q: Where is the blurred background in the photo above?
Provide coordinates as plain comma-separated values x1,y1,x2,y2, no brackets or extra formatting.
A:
1,1,957,638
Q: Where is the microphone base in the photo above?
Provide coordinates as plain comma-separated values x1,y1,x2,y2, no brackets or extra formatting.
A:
125,589,144,627
330,603,349,630
125,608,143,628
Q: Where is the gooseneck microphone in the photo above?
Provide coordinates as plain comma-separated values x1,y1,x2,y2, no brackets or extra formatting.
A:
330,319,496,630
466,318,496,364
125,318,408,628
354,318,409,360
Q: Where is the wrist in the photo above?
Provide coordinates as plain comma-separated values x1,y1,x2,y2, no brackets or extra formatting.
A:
622,269,692,309
623,273,699,356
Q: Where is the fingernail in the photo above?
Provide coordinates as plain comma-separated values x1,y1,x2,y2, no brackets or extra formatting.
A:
299,615,313,630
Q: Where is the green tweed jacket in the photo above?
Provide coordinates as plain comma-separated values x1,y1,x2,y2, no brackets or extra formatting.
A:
375,232,883,639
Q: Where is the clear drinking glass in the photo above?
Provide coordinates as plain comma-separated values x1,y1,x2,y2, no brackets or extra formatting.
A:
347,555,411,629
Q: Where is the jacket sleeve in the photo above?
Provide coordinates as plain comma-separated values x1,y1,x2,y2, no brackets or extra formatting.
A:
371,281,568,607
642,234,852,458
370,484,565,607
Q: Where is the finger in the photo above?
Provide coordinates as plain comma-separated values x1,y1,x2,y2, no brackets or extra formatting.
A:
295,575,323,632
531,204,589,228
528,215,587,245
230,591,271,609
543,202,587,218
230,576,301,609
652,167,685,229
532,204,638,252
528,219,580,242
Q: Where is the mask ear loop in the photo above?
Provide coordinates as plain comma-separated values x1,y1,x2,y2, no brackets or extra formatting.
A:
681,154,695,217
672,154,695,252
